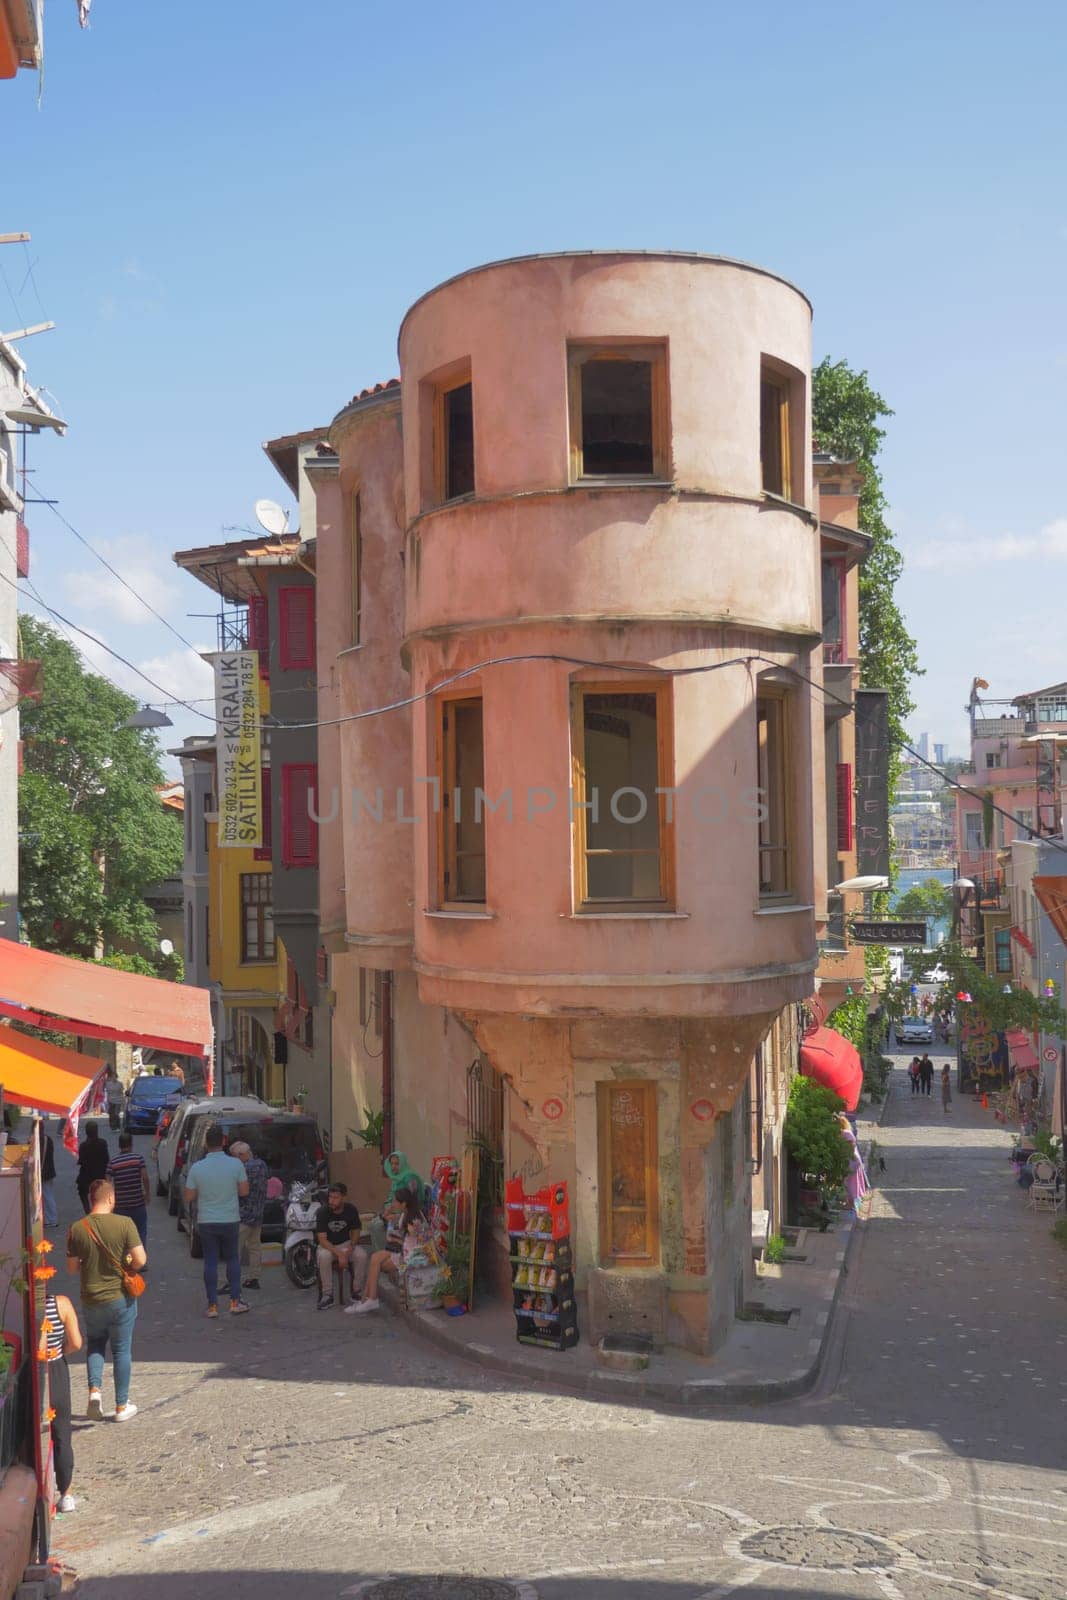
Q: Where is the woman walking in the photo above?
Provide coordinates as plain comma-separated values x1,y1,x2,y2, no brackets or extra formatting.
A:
941,1063,952,1113
838,1114,870,1217
908,1056,921,1096
39,1285,82,1513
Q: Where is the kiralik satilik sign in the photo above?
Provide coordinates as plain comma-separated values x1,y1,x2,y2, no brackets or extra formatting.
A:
209,651,261,848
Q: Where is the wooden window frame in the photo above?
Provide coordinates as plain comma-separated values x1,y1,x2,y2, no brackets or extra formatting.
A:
760,359,802,502
596,1080,660,1268
821,555,847,664
432,366,475,507
435,690,486,908
240,872,275,964
570,680,674,912
567,342,670,484
756,684,794,902
349,489,362,647
281,763,319,868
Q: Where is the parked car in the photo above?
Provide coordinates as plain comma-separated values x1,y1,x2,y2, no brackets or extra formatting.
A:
897,1016,934,1045
921,965,949,984
125,1074,184,1133
178,1107,325,1258
154,1094,267,1212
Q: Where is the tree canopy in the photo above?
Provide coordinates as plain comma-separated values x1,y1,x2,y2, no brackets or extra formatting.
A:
812,358,921,756
892,878,952,925
17,616,183,960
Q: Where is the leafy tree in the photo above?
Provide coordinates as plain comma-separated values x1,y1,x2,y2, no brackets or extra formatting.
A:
882,941,1066,1037
812,358,921,756
783,1076,850,1191
892,878,952,926
17,616,183,961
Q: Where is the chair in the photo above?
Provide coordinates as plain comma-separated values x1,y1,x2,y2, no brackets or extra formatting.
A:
1026,1156,1064,1213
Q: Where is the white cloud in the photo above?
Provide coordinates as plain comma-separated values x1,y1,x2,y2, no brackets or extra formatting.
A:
910,516,1067,572
59,537,183,626
73,632,213,710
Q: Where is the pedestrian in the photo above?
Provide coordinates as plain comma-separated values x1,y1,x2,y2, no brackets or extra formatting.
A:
75,1122,110,1214
941,1064,952,1113
104,1067,124,1132
183,1123,251,1318
107,1131,150,1249
347,1190,429,1315
39,1282,82,1512
41,1127,58,1229
837,1113,870,1217
920,1054,934,1097
314,1182,367,1310
908,1056,921,1096
65,1178,146,1422
227,1141,268,1293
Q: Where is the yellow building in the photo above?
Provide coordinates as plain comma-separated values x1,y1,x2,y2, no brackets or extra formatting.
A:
174,537,288,1102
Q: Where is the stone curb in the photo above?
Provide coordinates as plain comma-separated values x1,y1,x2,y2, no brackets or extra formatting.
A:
398,1211,863,1409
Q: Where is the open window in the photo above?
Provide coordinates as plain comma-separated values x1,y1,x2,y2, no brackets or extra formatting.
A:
571,682,673,909
568,344,668,481
756,686,793,899
437,694,486,904
597,1080,659,1267
760,359,803,501
432,368,475,505
821,557,846,664
348,490,362,646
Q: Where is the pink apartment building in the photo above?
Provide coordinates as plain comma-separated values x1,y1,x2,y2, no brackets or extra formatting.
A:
312,251,848,1354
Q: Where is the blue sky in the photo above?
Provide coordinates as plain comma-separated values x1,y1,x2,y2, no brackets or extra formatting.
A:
6,0,1066,766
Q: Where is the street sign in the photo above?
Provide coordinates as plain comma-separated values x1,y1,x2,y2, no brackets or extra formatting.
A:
852,920,927,945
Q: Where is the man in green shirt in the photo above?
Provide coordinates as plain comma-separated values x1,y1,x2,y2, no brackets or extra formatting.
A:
66,1177,147,1422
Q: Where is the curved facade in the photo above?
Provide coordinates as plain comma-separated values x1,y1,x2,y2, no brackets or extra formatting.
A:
398,252,819,1020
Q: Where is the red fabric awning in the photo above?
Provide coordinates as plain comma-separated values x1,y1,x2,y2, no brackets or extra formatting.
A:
1005,1027,1039,1072
0,1028,103,1118
799,1025,864,1111
0,943,212,1057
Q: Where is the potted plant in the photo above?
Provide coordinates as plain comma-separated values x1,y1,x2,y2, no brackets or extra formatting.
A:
783,1076,849,1222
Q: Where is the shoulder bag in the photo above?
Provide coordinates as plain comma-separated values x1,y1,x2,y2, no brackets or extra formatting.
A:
83,1221,145,1299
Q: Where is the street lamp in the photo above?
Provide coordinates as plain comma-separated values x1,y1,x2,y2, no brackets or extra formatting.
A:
124,706,173,730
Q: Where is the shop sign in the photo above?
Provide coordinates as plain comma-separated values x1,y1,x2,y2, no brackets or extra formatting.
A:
852,920,927,945
209,651,261,847
689,1098,716,1122
541,1097,564,1122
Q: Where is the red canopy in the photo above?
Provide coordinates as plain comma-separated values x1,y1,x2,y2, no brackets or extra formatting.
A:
0,943,212,1058
799,1025,863,1111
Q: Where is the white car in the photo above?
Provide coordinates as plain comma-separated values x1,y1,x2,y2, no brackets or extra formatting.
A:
921,965,949,984
897,1016,934,1045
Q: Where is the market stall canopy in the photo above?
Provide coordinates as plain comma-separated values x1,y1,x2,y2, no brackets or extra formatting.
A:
799,1025,863,1112
0,944,212,1057
0,1028,101,1118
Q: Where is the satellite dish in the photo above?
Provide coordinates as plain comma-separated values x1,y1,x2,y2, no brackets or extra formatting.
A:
159,939,175,957
254,499,289,537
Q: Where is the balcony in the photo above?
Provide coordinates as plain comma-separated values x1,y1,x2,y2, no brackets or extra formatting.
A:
216,609,249,652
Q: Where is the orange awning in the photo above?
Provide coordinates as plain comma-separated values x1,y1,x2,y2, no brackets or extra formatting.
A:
1033,877,1067,947
0,1029,102,1118
0,943,212,1057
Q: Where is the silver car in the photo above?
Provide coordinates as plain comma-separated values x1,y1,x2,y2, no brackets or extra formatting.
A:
897,1016,934,1045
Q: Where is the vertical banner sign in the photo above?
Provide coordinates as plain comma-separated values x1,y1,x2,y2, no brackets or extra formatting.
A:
210,651,262,848
854,688,890,878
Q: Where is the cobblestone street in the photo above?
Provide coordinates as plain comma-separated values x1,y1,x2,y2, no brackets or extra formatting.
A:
54,1059,1067,1600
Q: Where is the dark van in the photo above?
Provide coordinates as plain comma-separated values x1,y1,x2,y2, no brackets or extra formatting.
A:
179,1108,324,1257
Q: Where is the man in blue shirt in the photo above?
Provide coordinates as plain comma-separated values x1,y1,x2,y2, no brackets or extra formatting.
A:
183,1125,250,1318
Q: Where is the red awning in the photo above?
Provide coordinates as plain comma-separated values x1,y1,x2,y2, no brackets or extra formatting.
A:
0,1029,102,1118
0,943,212,1058
799,1025,864,1111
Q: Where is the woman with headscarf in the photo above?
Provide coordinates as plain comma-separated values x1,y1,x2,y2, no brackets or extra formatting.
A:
382,1150,424,1205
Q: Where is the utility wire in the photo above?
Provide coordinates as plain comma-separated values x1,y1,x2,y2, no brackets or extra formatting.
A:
0,565,214,722
33,489,201,654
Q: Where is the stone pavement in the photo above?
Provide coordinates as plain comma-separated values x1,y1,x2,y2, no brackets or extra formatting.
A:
44,1070,1067,1599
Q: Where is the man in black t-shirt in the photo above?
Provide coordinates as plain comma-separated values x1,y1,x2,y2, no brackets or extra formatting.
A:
314,1183,367,1310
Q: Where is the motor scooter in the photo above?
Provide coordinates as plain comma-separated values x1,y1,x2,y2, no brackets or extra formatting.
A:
283,1175,327,1289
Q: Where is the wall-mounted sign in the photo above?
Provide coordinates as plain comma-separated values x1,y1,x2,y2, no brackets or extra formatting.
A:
689,1098,716,1123
209,651,261,848
855,688,890,877
852,920,927,945
1043,1045,1060,1064
540,1097,564,1122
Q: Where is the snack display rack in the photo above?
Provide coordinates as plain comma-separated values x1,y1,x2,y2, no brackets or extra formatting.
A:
505,1178,579,1350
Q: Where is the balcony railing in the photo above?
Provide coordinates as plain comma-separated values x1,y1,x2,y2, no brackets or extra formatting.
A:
217,610,249,652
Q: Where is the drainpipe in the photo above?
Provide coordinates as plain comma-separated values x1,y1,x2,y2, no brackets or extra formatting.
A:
381,970,394,1154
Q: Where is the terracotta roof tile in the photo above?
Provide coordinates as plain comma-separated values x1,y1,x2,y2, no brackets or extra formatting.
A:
348,377,400,406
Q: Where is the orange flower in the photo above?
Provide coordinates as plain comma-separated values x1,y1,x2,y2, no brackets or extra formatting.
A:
34,1239,53,1255
32,1265,56,1282
45,1407,55,1422
39,1318,53,1335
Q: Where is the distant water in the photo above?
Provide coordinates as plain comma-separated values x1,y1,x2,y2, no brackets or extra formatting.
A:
892,866,954,945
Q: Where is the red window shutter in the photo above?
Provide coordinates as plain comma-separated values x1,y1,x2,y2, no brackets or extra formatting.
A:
286,954,299,1005
253,765,272,861
836,762,854,851
279,587,315,671
282,763,318,867
246,595,269,678
15,519,29,579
